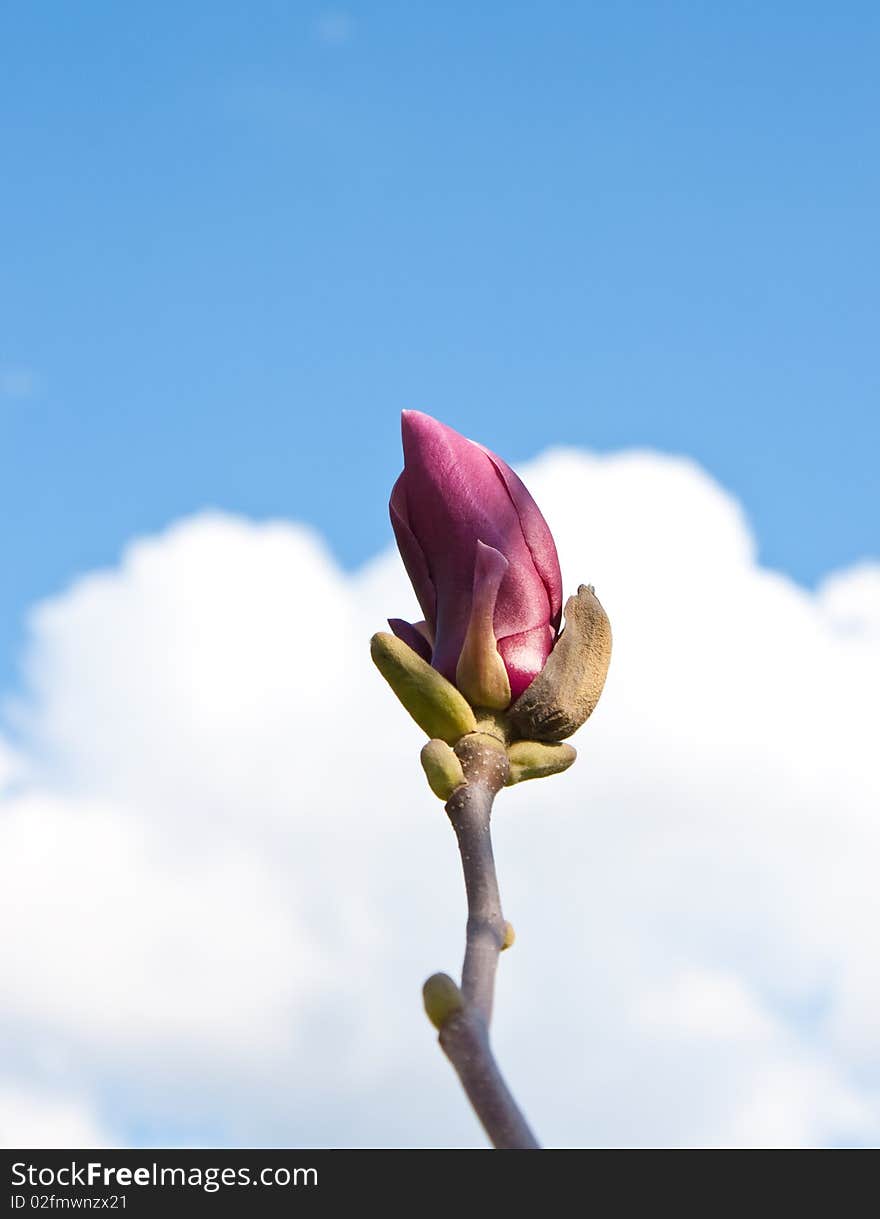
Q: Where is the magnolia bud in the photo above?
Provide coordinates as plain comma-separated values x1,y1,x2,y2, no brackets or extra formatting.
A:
508,585,612,742
389,411,563,703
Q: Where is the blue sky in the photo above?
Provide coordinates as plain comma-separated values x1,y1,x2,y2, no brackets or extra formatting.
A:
2,1,878,690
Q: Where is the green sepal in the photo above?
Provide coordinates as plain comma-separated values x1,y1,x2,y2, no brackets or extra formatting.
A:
505,739,577,785
420,739,467,801
370,632,477,744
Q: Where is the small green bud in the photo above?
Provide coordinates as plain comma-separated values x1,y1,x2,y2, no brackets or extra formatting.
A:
370,632,477,744
423,972,464,1029
501,921,516,951
420,739,467,800
505,740,577,785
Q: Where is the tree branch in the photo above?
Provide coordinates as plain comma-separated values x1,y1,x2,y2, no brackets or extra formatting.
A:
427,733,540,1150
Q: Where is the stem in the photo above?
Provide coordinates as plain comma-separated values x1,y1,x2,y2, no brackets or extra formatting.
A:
431,734,540,1150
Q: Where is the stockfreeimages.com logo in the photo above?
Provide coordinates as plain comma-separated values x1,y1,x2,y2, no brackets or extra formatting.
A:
11,1161,318,1194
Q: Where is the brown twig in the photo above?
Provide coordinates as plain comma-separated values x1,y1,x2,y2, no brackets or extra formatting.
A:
427,734,540,1150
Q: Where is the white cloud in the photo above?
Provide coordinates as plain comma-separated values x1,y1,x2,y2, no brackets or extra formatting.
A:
819,562,880,641
0,736,20,792
0,1084,112,1149
1,450,878,1148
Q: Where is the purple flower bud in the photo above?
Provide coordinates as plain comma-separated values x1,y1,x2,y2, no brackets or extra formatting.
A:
389,411,562,704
